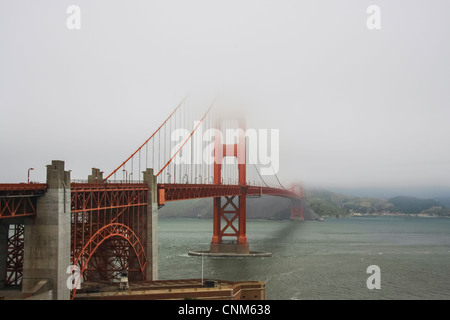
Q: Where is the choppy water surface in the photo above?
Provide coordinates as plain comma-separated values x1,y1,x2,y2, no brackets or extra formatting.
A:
158,217,450,299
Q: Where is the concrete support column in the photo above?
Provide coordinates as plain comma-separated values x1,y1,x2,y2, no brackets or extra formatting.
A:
88,168,103,183
22,160,71,300
143,168,158,281
0,223,8,289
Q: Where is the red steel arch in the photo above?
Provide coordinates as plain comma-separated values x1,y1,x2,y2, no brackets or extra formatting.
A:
70,183,149,298
71,223,147,299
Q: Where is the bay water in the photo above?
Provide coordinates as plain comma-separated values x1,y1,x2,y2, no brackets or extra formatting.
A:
158,216,450,300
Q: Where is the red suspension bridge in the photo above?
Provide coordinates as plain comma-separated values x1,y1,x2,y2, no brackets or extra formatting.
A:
0,97,304,299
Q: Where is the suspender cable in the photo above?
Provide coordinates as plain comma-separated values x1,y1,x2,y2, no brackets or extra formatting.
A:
104,95,188,181
253,164,269,188
272,166,286,190
156,98,217,177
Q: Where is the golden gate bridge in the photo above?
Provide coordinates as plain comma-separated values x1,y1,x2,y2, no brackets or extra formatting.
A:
0,96,304,299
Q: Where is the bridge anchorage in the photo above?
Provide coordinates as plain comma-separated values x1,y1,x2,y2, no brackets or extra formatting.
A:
0,161,158,300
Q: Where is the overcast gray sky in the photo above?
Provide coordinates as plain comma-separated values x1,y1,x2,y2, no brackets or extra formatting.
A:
1,0,450,192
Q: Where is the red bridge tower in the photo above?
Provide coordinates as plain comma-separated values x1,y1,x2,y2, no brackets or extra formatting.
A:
210,119,249,254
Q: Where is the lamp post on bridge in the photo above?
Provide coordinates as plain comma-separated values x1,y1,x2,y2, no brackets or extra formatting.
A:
27,168,34,183
122,169,128,183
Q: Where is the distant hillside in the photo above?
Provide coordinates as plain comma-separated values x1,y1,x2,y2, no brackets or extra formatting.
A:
388,196,441,214
434,196,450,207
305,189,349,217
305,188,450,217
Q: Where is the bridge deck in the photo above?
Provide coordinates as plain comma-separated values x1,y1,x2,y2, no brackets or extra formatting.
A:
158,183,300,205
0,183,47,219
0,183,47,191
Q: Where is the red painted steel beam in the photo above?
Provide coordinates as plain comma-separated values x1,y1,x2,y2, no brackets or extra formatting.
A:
70,223,148,299
0,184,47,219
70,182,149,294
71,183,148,191
6,224,24,286
0,183,47,191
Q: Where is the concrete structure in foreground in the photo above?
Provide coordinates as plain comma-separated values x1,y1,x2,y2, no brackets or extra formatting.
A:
5,161,161,300
74,279,265,300
143,168,159,281
22,160,71,300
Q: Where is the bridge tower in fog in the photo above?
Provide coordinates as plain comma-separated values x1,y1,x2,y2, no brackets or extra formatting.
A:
290,184,304,220
210,118,249,254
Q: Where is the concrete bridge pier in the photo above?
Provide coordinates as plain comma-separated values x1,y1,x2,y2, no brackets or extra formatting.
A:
22,160,71,300
143,168,158,281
